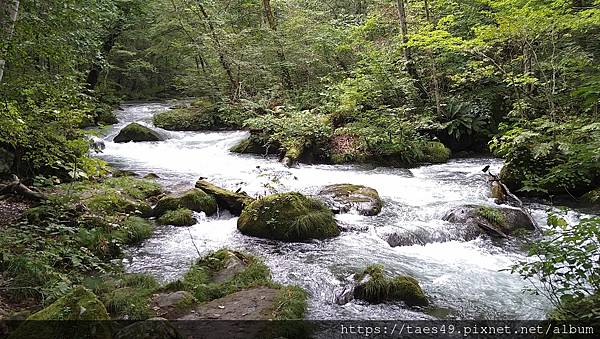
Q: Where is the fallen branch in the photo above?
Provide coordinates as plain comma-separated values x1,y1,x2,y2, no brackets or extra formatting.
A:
0,175,47,201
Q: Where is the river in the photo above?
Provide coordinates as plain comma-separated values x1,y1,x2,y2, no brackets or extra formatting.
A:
96,102,573,320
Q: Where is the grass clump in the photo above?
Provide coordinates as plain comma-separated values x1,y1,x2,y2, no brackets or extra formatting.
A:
88,273,159,320
270,285,308,320
158,208,196,226
178,249,272,302
237,192,339,242
476,206,507,226
353,264,428,306
153,189,217,217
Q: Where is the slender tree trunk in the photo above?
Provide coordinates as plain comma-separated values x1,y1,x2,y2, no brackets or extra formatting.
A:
261,0,293,90
86,28,122,90
195,1,238,98
396,0,427,100
0,0,20,84
424,0,441,115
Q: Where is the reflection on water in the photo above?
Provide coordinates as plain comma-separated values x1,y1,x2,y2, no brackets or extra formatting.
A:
97,103,565,320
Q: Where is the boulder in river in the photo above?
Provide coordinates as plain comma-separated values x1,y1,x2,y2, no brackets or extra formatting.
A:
317,184,383,216
237,192,339,242
443,204,535,238
349,265,428,307
153,189,217,217
114,123,163,143
157,208,196,226
195,179,253,215
385,222,482,247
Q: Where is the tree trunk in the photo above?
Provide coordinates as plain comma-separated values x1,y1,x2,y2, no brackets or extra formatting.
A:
195,1,239,98
261,0,293,90
424,0,442,115
396,0,427,100
0,0,20,84
86,28,122,90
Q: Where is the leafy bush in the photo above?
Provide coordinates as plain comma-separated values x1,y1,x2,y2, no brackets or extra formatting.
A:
512,215,600,313
245,110,333,161
491,117,600,196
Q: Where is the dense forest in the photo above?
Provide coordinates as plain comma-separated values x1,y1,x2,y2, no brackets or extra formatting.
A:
0,0,599,336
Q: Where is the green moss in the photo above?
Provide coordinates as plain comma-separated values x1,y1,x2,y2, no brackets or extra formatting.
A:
103,177,162,200
114,216,154,245
113,122,163,143
180,249,272,302
476,206,507,226
158,208,196,226
419,141,451,164
153,189,217,217
353,264,428,306
28,286,109,320
237,192,339,242
153,107,217,131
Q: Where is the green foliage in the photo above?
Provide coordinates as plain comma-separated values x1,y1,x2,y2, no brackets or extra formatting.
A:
491,117,600,196
158,208,195,226
245,110,333,161
476,206,507,227
0,177,160,305
270,286,308,320
512,215,600,307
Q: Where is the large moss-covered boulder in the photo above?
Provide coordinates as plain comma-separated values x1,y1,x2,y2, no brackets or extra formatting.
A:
153,107,217,131
237,192,339,242
158,208,196,226
318,184,383,216
352,265,428,307
10,287,112,339
419,141,451,164
114,123,163,143
443,204,536,238
153,189,217,217
28,286,109,320
230,134,278,155
581,188,600,206
195,180,253,215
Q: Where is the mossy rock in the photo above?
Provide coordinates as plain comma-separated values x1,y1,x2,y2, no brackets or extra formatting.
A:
96,110,119,125
318,184,383,216
237,192,339,242
153,189,217,217
158,208,196,226
230,133,280,155
195,179,253,215
419,141,451,164
153,107,216,131
443,204,535,238
152,291,197,319
95,274,159,320
114,318,184,339
10,286,111,338
353,265,428,307
114,123,163,143
26,286,109,320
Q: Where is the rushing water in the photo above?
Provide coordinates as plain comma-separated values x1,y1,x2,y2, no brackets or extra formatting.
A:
96,102,574,320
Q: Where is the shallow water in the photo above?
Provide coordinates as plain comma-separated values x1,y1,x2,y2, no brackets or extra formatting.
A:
96,103,578,320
